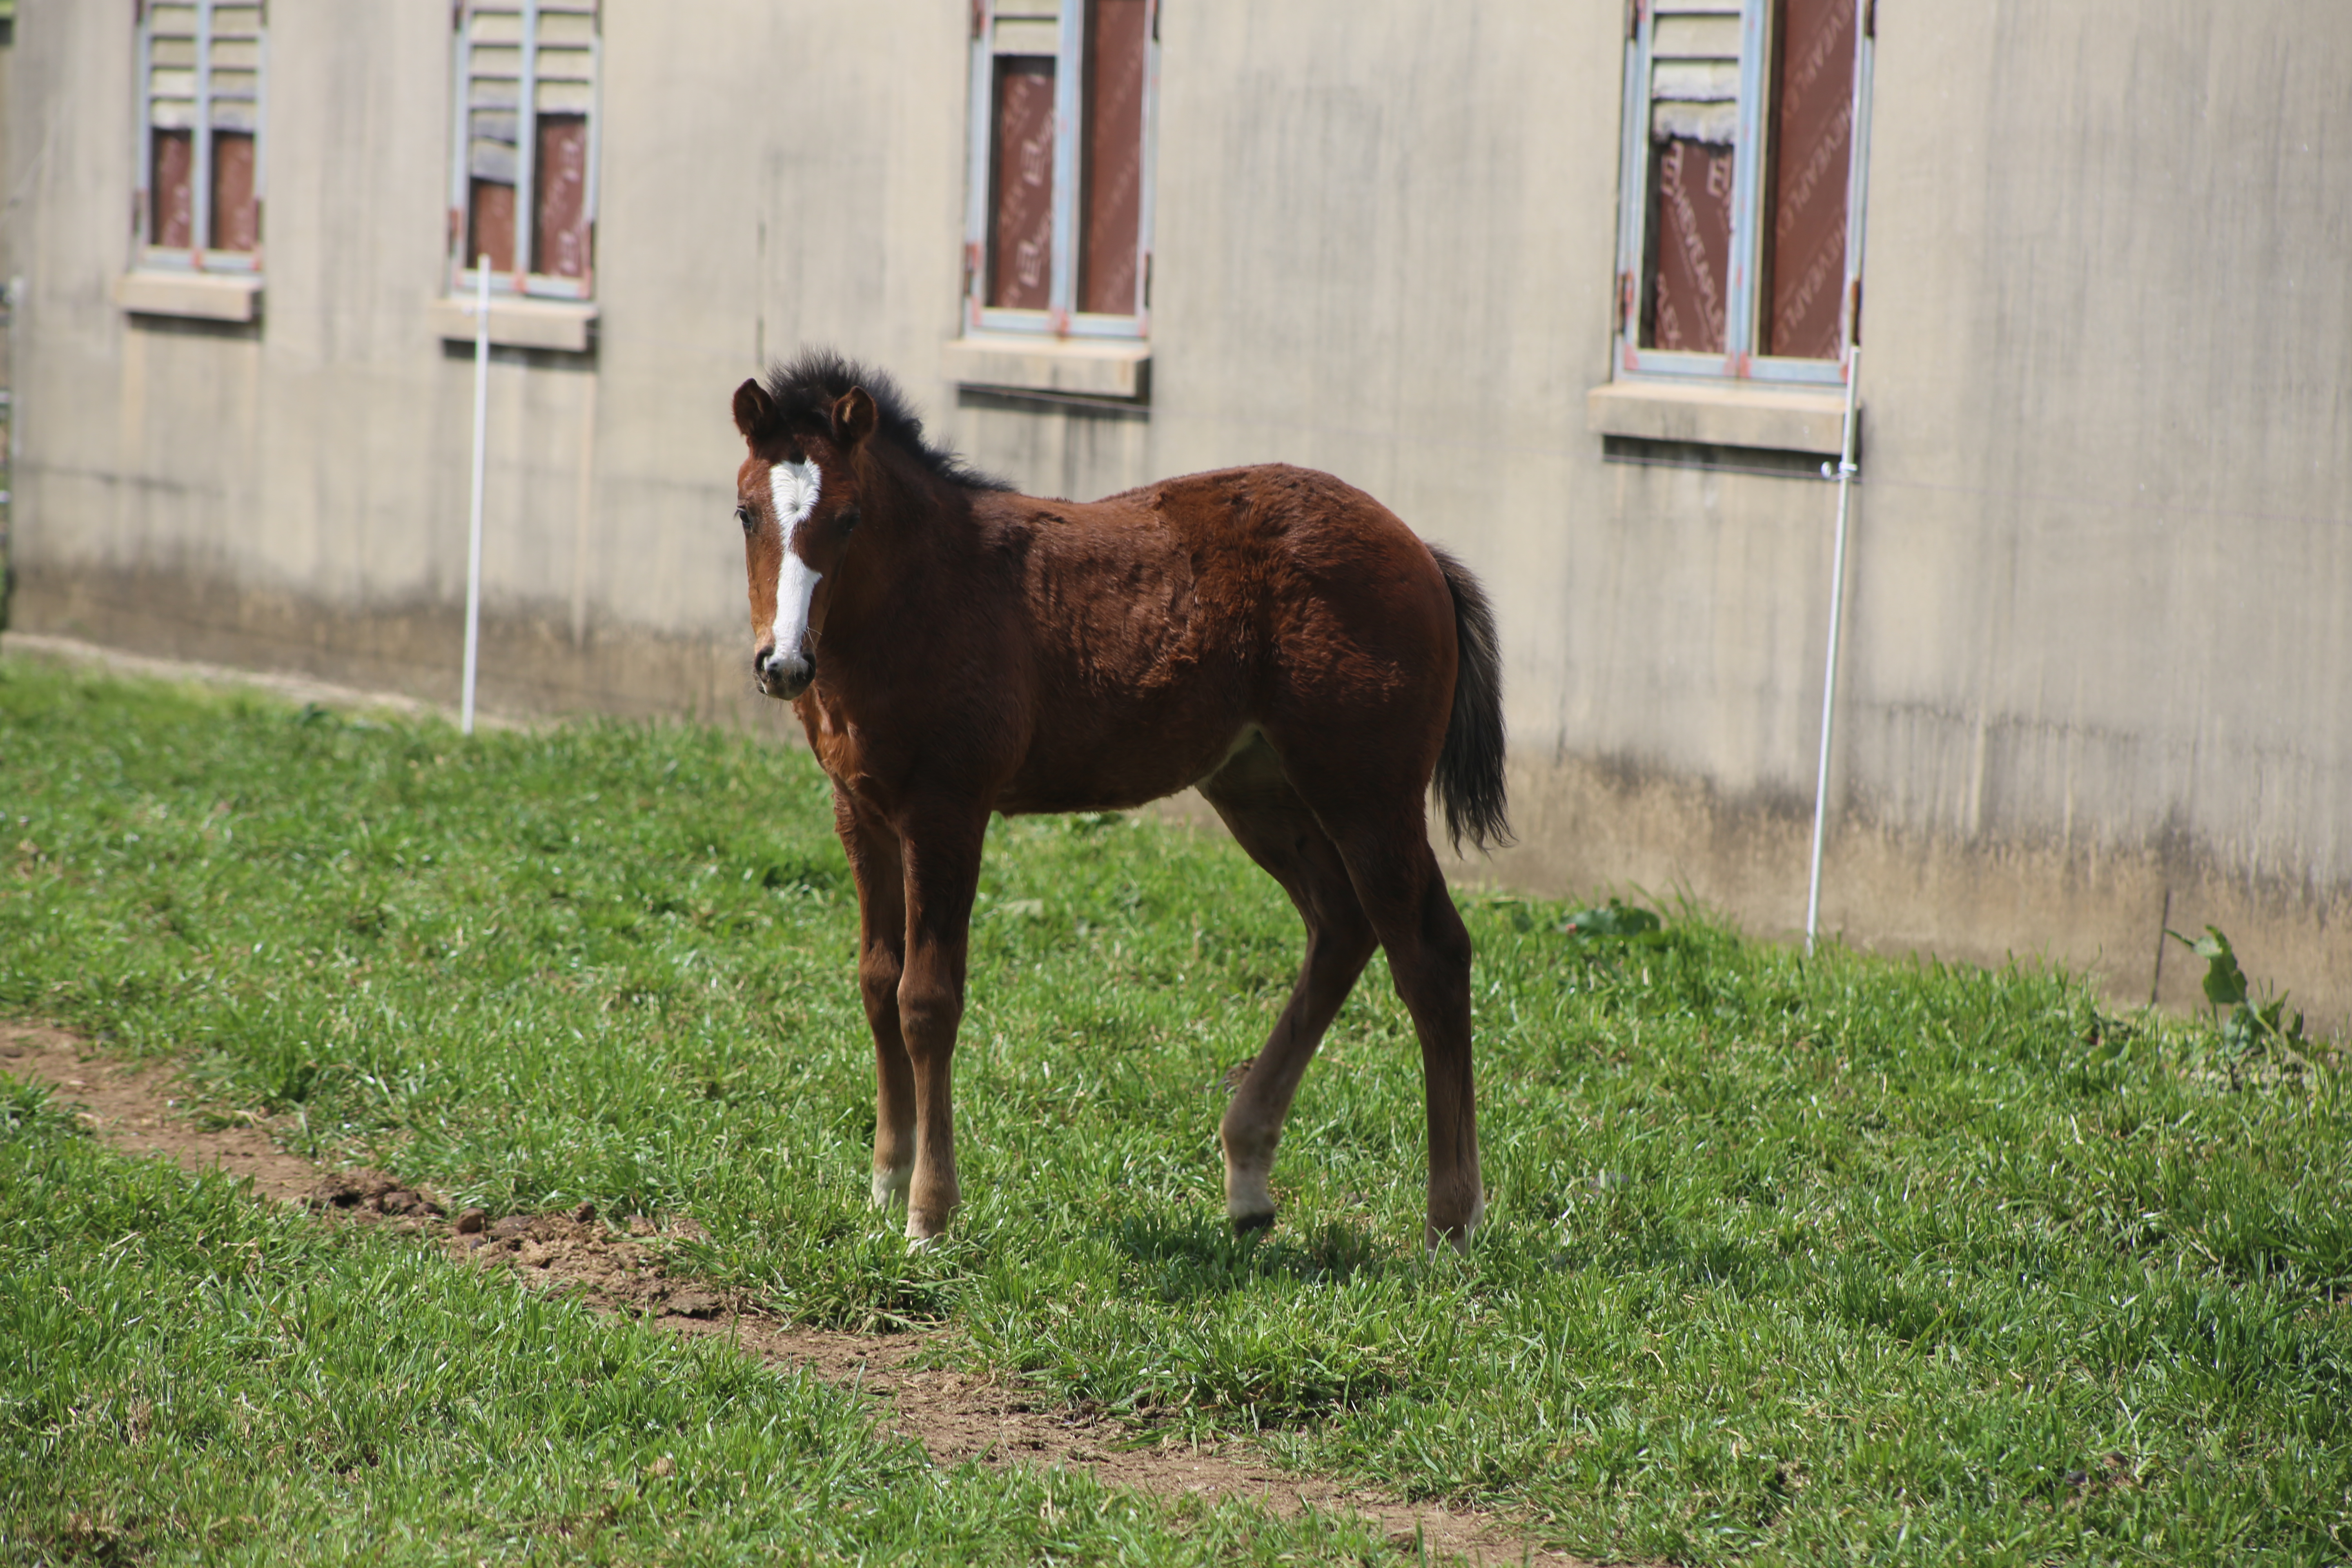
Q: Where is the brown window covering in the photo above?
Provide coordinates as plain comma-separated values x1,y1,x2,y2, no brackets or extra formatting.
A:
1763,0,1855,359
987,56,1057,311
153,130,197,251
469,179,517,274
1078,0,1147,317
209,130,259,253
1644,137,1735,353
533,114,591,279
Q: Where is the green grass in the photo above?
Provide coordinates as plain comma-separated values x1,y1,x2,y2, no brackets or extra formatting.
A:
4,656,2349,1564
0,1080,1387,1565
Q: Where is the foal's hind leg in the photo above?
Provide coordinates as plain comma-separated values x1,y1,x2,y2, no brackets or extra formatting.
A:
1272,737,1483,1251
1323,813,1483,1253
1200,742,1378,1233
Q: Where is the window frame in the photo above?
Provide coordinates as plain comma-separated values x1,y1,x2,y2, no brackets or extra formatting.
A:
1610,0,1873,388
134,0,269,276
445,0,603,304
960,0,1159,342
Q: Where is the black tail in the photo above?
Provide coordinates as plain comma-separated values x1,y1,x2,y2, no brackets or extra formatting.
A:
1431,546,1512,853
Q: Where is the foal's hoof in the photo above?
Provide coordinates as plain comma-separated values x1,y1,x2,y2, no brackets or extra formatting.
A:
1424,1210,1481,1257
1230,1209,1276,1236
1424,1225,1475,1258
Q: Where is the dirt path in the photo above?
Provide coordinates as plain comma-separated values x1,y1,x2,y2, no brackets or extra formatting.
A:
4,1023,1590,1567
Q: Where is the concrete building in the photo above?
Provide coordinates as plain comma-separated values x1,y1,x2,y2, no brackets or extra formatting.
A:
3,1,2347,1031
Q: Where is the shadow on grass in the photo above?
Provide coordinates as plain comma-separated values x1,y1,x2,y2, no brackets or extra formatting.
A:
1110,1209,1409,1304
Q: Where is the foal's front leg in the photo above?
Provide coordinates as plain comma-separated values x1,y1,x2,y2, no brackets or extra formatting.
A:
894,808,987,1243
837,797,916,1211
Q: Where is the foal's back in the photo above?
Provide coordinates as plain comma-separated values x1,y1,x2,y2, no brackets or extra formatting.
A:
976,463,1459,816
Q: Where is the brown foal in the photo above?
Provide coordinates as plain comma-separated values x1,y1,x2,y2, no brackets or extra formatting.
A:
731,351,1508,1252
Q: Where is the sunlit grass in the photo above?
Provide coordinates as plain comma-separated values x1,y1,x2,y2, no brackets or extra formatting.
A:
4,656,2348,1565
0,1080,1389,1566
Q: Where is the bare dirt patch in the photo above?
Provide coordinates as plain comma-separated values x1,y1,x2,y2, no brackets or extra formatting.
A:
1,1024,319,1203
5,1022,1591,1566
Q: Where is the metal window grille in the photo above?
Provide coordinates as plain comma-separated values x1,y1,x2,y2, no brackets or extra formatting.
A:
136,0,267,271
450,0,600,301
962,0,1157,339
1612,0,1873,385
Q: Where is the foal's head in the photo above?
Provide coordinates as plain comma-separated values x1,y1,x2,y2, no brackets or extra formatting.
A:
731,351,1008,702
731,366,878,702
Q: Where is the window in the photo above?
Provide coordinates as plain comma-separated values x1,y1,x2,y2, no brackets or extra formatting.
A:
962,0,1156,339
448,0,599,301
1611,0,1872,385
135,1,267,273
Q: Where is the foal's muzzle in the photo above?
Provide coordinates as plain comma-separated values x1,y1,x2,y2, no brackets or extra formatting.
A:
754,643,814,700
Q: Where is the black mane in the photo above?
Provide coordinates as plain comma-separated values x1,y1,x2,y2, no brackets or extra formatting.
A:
762,349,1011,492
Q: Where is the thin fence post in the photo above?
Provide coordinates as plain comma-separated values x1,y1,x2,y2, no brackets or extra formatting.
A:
462,257,489,735
1804,344,1861,956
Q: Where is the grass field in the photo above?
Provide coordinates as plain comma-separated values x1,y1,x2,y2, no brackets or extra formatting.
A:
4,656,2349,1564
0,1082,1391,1566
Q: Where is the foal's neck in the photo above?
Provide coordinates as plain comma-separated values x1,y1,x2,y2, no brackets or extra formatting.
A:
831,448,985,635
868,445,985,557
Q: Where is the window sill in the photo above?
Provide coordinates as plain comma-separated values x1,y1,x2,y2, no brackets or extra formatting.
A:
427,296,597,354
115,271,262,323
1587,379,1851,456
943,333,1149,400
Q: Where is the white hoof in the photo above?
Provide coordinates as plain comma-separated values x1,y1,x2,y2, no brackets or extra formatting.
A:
1224,1163,1275,1232
870,1163,911,1209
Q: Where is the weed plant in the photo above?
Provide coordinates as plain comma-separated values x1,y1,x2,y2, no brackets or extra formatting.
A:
4,659,2349,1564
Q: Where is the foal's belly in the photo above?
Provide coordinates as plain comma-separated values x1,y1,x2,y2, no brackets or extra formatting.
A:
993,710,1255,817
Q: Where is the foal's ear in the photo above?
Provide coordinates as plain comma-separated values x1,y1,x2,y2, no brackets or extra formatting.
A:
829,387,878,450
731,378,773,441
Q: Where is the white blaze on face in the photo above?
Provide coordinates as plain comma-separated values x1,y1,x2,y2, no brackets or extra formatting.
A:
766,459,823,665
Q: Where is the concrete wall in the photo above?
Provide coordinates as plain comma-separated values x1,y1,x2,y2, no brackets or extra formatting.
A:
5,0,2347,1032
4,0,973,731
1821,2,2352,1028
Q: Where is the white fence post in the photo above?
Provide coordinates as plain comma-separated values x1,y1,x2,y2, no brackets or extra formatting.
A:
461,258,490,735
1804,345,1861,956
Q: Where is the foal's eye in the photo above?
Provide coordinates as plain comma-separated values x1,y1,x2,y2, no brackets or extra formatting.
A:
735,504,753,531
